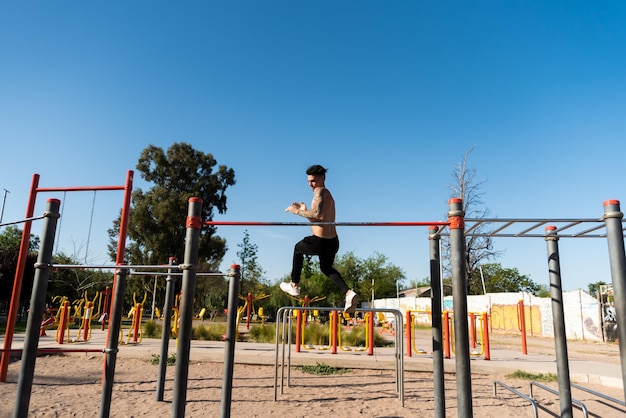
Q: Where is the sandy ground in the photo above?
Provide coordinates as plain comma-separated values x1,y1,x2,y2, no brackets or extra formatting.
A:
1,345,625,418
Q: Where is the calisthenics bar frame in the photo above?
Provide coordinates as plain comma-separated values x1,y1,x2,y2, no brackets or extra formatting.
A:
206,200,471,418
1,170,134,384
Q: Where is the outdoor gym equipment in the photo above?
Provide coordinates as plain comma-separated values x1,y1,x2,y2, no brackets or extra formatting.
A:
75,291,102,343
238,292,271,330
10,191,626,418
125,292,147,344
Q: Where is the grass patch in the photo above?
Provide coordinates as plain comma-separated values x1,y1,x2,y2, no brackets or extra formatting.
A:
294,362,349,375
150,353,176,365
192,323,227,340
506,370,558,382
246,323,277,343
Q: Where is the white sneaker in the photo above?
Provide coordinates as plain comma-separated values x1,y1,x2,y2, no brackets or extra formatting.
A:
280,282,301,297
344,290,359,314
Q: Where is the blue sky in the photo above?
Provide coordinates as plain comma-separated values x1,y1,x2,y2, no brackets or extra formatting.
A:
1,1,625,292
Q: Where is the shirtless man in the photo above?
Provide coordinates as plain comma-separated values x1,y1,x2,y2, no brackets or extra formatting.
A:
280,165,359,314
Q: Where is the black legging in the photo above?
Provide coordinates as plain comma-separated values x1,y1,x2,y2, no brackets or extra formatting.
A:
291,235,349,293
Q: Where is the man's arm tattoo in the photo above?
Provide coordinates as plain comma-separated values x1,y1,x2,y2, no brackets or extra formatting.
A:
299,188,324,220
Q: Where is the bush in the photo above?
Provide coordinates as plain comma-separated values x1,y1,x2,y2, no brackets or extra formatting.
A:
192,323,227,340
247,324,277,343
143,320,161,338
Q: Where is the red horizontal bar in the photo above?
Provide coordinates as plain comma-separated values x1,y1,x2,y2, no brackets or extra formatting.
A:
203,221,449,227
36,185,126,192
2,348,103,353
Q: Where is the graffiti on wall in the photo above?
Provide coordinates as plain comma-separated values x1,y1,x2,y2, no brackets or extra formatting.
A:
490,303,542,335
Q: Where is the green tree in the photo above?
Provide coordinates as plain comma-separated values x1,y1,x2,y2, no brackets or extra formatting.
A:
107,142,236,309
587,281,608,298
0,226,39,309
0,225,39,252
469,263,544,295
236,230,266,295
275,251,406,308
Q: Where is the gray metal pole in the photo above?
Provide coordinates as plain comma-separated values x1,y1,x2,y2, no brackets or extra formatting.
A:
602,199,626,401
448,198,473,417
544,226,573,418
99,268,128,418
13,198,60,418
220,264,241,418
172,197,202,418
156,257,178,401
429,225,445,418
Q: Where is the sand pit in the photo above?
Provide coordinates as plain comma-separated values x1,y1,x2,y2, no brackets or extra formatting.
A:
1,351,624,417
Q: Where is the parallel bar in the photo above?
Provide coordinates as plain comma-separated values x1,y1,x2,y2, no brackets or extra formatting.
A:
529,381,588,418
571,383,626,407
274,306,404,406
493,381,538,418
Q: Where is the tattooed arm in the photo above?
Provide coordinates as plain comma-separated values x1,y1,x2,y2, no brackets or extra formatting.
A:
285,187,326,220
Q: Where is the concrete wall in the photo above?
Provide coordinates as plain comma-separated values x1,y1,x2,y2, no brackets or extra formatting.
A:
371,289,603,341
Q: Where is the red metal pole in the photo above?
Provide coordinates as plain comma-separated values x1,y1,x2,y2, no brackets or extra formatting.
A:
105,170,133,344
518,300,528,355
469,313,476,349
82,303,92,341
368,312,374,356
331,310,338,354
482,312,490,361
295,310,302,353
405,311,412,357
57,301,69,344
0,174,39,382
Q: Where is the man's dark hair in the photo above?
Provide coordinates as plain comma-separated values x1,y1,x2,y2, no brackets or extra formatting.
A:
306,165,327,176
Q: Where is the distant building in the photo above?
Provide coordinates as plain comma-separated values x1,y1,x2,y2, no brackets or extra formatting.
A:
398,285,453,298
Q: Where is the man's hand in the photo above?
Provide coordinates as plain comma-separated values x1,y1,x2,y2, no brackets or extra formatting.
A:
285,201,307,214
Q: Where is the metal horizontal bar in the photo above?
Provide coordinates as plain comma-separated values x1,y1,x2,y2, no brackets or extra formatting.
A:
0,215,46,227
36,185,126,192
204,221,449,227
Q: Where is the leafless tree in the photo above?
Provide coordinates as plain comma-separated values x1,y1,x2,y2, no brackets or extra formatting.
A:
443,147,502,294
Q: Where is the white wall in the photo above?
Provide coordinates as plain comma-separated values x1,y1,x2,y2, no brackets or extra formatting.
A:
370,290,603,341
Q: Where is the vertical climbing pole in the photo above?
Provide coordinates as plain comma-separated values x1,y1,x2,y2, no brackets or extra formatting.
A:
603,199,626,402
221,264,241,418
448,198,473,417
429,225,445,418
13,198,61,418
156,256,178,402
544,226,573,418
172,197,203,418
